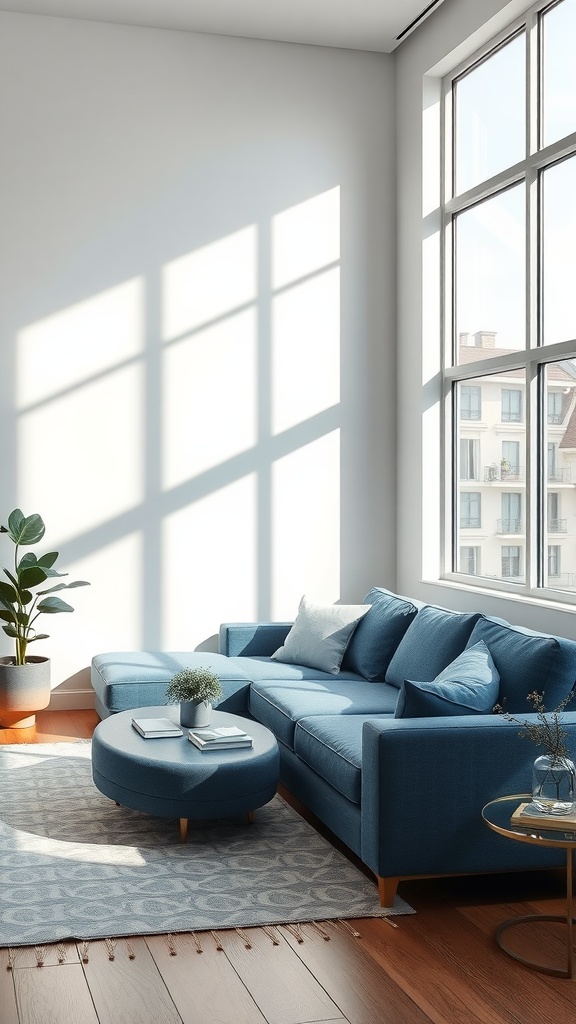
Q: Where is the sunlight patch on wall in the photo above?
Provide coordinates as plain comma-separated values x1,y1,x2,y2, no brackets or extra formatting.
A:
19,364,144,545
162,226,257,341
162,308,257,488
272,267,340,435
162,475,257,649
16,278,144,407
272,187,340,290
47,532,143,682
271,430,340,619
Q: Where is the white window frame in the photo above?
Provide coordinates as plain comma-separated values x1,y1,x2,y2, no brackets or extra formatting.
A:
441,0,576,603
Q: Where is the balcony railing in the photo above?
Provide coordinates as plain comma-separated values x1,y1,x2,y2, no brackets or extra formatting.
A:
548,468,572,483
497,519,523,534
548,519,567,533
484,465,524,482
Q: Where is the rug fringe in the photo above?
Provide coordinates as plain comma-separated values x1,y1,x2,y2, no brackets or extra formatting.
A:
2,918,377,962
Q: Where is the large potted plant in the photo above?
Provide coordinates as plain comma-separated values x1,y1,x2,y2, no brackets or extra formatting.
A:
0,509,89,728
165,666,223,728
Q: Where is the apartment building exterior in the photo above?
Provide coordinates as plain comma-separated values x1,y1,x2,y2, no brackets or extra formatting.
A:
457,332,576,590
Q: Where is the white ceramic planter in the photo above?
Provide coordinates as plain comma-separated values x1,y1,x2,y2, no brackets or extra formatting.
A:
180,699,212,729
0,656,51,728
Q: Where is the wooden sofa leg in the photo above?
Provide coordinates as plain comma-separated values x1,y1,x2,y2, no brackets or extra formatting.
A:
376,875,399,907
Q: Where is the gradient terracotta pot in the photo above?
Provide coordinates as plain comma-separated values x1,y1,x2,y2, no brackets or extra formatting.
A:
0,656,51,728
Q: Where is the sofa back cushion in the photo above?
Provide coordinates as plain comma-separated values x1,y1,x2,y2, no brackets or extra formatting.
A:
270,595,370,675
394,641,500,718
341,587,419,681
385,605,480,689
465,615,576,711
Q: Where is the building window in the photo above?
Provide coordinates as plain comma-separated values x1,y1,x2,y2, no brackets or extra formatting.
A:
548,391,563,424
548,545,561,577
501,389,522,422
460,438,480,480
500,493,522,534
461,385,481,420
444,0,576,601
459,546,480,575
501,545,522,579
460,492,481,529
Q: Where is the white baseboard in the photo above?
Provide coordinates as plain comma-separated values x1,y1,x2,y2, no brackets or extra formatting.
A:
48,689,96,711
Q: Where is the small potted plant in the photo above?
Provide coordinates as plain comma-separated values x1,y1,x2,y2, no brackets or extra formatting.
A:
0,509,90,728
165,666,223,728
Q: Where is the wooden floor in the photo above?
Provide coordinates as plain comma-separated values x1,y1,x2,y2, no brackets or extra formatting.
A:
1,710,576,1023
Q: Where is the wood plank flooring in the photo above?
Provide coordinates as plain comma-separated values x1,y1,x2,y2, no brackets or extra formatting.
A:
2,710,576,1023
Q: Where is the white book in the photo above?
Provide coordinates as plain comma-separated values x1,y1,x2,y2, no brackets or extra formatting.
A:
131,717,183,739
188,730,253,751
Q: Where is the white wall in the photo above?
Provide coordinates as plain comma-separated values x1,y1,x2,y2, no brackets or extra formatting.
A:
0,13,397,705
395,0,576,640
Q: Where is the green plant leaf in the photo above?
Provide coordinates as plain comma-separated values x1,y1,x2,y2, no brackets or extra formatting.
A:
37,551,58,569
0,610,15,623
7,510,45,546
36,596,74,614
18,566,47,590
0,581,17,605
2,623,19,637
26,633,49,643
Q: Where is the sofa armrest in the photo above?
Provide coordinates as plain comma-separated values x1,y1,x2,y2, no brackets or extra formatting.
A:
219,622,293,657
360,712,576,879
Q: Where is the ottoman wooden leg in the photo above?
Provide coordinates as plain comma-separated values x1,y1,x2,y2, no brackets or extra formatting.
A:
247,810,254,824
179,818,188,843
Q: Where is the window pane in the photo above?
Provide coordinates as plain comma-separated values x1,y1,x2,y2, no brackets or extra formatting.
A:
543,361,576,591
455,186,525,358
542,0,576,148
459,545,480,575
456,372,526,582
454,34,525,196
542,156,576,346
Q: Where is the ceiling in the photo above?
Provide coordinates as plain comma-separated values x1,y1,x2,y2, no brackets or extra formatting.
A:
0,0,446,53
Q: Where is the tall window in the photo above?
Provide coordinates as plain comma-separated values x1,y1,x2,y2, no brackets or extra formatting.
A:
445,0,576,599
460,438,480,479
460,385,481,420
459,546,480,575
501,389,523,422
460,492,481,528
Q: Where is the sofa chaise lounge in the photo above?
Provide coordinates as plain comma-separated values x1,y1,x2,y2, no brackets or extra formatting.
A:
91,588,576,905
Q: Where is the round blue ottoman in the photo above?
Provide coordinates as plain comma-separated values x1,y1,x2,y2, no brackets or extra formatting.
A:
91,707,279,840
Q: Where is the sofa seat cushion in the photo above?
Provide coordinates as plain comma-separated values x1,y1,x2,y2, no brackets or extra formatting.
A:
341,588,419,681
248,678,399,748
465,616,573,711
394,641,500,718
91,652,253,716
385,605,480,689
294,715,391,804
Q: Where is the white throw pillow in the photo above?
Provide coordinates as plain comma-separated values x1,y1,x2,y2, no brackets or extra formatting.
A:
271,595,371,674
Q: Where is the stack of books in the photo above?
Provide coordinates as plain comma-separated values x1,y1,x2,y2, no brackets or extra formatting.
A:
131,717,183,739
510,802,576,831
188,725,253,751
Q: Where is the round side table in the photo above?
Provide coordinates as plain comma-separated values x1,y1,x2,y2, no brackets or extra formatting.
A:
482,794,576,979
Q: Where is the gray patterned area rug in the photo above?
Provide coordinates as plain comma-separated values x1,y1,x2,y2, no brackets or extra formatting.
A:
0,742,413,947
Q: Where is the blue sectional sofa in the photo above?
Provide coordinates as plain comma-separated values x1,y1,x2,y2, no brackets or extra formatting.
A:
91,588,576,905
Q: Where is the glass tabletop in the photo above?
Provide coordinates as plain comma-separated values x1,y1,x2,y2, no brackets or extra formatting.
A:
482,794,576,848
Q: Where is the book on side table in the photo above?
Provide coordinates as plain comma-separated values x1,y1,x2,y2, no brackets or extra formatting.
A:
511,801,576,831
131,718,183,739
188,725,253,751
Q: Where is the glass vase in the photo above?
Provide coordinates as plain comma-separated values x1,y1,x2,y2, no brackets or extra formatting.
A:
532,754,576,814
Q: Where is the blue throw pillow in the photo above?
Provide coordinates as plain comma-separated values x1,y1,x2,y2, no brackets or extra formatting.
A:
385,604,480,689
465,616,562,712
342,588,419,681
395,641,500,718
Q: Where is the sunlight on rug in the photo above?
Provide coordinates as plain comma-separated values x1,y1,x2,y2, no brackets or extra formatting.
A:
0,742,414,947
